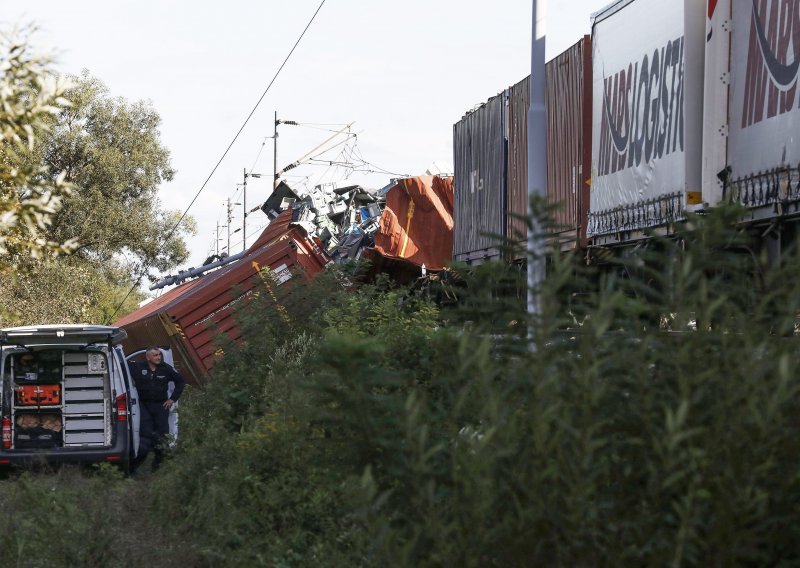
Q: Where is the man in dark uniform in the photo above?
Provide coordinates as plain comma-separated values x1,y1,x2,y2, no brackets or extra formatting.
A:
128,346,185,472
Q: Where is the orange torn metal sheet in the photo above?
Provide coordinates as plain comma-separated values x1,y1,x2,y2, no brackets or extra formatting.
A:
372,175,454,271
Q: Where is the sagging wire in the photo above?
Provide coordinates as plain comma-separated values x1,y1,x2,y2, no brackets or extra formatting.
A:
297,122,350,126
350,140,407,177
249,136,270,173
277,124,355,176
308,142,353,188
219,221,271,256
104,0,330,322
304,140,407,178
294,123,352,133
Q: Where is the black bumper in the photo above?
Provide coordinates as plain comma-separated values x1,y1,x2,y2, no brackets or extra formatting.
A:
0,422,130,467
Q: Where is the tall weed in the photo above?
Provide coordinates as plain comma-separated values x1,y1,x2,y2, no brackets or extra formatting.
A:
151,205,800,566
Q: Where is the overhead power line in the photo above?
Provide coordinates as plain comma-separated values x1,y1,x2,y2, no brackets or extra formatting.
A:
297,122,349,126
104,0,330,324
277,123,354,176
295,123,351,133
249,136,270,173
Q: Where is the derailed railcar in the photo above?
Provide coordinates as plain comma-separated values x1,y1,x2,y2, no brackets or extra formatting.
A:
588,0,706,245
372,175,454,270
114,209,331,385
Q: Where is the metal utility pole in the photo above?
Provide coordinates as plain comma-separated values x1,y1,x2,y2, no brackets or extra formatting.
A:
272,113,301,189
216,222,227,256
226,198,233,254
528,0,547,336
241,170,265,252
242,168,247,252
273,111,279,189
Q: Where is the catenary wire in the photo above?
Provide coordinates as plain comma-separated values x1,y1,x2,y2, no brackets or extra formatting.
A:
104,0,329,323
249,136,270,173
295,124,351,133
296,122,350,126
350,141,407,176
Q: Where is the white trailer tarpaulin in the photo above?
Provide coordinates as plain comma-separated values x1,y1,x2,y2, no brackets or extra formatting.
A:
589,0,705,236
728,0,800,179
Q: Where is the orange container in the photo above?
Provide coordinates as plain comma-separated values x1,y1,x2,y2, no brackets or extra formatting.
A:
15,385,61,406
115,209,332,385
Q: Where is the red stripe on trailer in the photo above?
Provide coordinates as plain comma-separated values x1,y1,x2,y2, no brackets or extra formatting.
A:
708,0,718,19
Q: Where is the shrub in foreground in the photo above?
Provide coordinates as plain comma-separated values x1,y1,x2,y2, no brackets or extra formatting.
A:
153,209,800,566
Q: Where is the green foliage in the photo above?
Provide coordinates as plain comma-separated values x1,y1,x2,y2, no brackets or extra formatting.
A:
36,71,193,272
0,28,74,270
150,205,800,565
0,466,190,566
149,269,369,565
0,67,195,325
4,206,800,565
0,255,146,325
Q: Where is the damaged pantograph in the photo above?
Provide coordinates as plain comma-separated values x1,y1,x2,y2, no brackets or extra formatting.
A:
262,175,455,272
268,181,386,263
149,174,454,293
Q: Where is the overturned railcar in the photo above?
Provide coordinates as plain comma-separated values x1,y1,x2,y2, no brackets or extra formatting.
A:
114,210,331,385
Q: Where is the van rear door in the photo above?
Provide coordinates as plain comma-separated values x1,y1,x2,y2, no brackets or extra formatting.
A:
0,325,127,347
113,346,140,457
160,348,180,441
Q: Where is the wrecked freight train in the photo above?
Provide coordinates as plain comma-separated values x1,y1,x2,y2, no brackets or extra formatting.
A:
115,174,455,384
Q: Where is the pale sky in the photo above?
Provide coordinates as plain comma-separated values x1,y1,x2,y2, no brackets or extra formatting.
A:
4,0,609,284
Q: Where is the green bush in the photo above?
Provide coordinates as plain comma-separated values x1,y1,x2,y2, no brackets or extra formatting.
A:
0,465,189,566
149,206,800,566
150,270,369,566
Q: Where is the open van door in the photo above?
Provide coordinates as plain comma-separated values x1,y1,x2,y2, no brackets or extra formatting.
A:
161,347,179,442
125,347,179,441
114,346,140,458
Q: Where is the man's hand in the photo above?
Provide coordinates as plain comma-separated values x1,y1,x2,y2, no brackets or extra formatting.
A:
163,399,175,410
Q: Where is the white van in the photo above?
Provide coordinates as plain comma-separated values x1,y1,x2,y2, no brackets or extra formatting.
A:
0,325,140,472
